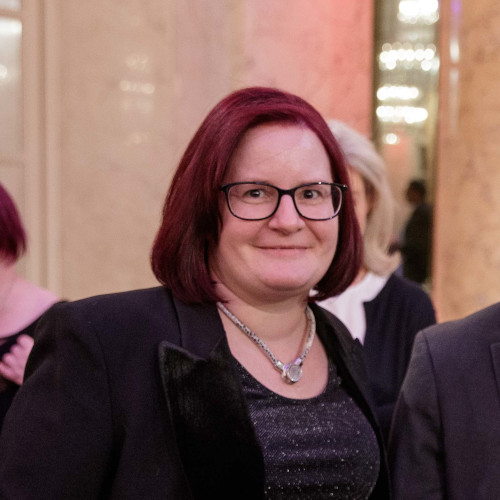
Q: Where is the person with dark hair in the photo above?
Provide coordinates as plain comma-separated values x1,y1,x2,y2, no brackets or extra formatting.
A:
400,179,433,284
319,121,436,444
0,88,389,498
0,183,59,431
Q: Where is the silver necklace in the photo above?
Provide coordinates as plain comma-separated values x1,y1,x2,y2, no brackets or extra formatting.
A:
216,302,316,384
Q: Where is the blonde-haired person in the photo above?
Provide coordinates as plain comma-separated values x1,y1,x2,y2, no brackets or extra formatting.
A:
319,120,436,443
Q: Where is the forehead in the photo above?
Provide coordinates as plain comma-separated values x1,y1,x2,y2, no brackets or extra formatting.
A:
226,123,332,181
235,122,321,153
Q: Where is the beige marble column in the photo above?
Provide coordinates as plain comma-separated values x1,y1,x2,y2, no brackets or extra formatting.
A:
434,0,500,320
241,0,374,135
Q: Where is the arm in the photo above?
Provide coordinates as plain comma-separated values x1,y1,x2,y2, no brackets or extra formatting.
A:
388,331,445,500
0,303,114,499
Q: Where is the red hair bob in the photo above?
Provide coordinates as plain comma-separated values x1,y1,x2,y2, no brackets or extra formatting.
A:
0,183,27,263
151,87,362,303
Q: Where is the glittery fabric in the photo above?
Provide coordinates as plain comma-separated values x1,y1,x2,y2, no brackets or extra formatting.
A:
236,360,380,499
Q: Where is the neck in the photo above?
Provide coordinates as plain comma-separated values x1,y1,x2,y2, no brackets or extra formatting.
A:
0,265,58,337
221,301,309,345
214,281,310,343
0,263,18,315
351,266,368,286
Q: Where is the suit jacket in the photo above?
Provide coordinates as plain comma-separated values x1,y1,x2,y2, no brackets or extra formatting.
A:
0,287,390,499
389,302,500,499
363,274,436,443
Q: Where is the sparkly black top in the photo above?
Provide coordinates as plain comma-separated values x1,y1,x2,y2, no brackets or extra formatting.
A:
235,360,380,499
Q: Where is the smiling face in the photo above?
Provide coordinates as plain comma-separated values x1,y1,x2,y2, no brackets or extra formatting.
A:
210,123,339,305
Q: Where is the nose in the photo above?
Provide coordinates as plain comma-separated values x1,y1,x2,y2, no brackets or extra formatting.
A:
267,193,305,231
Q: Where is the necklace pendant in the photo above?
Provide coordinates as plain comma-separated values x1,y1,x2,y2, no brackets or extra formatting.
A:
217,302,315,386
282,361,303,384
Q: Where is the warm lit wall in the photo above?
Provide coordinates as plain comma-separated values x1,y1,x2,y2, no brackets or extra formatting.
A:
241,1,374,134
47,0,373,300
434,0,500,320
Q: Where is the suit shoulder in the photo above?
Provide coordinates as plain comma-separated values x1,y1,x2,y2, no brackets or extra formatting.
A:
420,302,500,352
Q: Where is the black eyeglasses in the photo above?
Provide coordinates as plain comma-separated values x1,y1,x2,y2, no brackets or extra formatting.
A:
219,182,347,221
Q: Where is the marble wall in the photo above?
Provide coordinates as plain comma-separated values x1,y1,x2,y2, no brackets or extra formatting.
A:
241,0,373,133
434,0,500,320
13,0,500,319
48,0,373,299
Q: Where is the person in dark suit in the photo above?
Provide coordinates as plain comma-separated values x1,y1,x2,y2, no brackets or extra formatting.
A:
0,88,390,499
319,121,436,443
389,303,500,499
400,179,433,284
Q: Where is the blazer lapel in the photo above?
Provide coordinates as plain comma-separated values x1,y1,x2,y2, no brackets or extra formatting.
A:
158,299,265,499
312,304,374,406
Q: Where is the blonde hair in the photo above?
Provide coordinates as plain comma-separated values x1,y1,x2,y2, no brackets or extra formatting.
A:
328,119,400,276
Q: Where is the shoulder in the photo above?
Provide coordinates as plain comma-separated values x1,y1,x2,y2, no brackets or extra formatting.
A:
421,302,500,349
1,279,59,336
384,274,430,298
54,286,171,315
372,274,434,312
41,287,177,340
363,275,435,345
73,285,169,305
413,302,500,375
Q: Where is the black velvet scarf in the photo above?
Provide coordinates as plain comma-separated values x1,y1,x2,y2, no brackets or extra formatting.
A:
159,337,265,499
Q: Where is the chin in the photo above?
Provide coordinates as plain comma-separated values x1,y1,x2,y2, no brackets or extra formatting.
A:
260,276,314,296
260,266,326,291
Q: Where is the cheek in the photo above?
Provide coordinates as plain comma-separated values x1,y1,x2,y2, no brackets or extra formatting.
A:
209,232,239,283
319,220,340,255
215,216,259,262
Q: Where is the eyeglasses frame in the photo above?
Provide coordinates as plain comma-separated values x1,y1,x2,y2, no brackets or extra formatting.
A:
218,181,348,221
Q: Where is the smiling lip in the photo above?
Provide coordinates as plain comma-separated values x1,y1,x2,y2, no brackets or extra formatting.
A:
258,245,308,249
257,245,309,254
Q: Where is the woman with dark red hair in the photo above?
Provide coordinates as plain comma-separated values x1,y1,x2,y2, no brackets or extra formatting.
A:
0,183,58,431
0,88,389,499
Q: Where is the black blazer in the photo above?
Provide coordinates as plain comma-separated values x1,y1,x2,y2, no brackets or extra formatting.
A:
389,303,500,499
363,274,436,443
0,287,390,499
